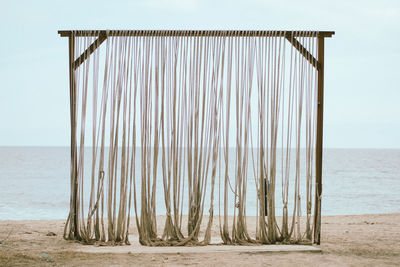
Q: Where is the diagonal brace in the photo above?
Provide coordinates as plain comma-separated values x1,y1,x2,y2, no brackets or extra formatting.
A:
73,32,107,70
285,33,320,70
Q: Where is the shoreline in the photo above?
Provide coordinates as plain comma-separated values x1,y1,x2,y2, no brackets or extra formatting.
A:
0,212,400,224
1,214,400,266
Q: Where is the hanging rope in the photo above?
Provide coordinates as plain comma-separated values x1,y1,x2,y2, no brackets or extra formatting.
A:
63,30,320,246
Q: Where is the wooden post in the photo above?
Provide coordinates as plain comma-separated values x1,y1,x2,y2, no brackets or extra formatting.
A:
313,36,325,245
68,35,79,240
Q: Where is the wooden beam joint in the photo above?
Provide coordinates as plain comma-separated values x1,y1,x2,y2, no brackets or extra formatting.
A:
285,32,320,70
72,32,108,70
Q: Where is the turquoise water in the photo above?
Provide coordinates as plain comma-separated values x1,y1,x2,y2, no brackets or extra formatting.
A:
0,147,399,220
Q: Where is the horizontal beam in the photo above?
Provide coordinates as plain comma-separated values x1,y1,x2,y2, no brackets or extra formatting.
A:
58,30,335,38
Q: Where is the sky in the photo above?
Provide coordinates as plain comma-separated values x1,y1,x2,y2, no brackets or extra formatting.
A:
0,0,399,148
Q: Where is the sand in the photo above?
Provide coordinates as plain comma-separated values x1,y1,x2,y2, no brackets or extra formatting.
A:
1,214,399,266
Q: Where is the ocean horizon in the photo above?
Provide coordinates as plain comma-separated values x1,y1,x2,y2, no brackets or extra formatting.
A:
1,146,399,220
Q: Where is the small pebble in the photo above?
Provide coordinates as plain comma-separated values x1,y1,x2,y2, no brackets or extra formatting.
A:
46,232,56,236
40,253,53,259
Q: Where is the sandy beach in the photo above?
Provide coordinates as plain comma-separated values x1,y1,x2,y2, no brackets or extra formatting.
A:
1,213,399,266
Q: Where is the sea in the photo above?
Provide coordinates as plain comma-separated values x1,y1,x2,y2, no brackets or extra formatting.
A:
0,147,399,220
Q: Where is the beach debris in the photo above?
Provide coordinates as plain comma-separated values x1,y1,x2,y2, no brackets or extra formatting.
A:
0,228,13,245
46,231,57,236
40,253,53,259
363,221,377,225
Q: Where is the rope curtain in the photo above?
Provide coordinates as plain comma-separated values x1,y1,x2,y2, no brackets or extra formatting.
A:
63,30,320,246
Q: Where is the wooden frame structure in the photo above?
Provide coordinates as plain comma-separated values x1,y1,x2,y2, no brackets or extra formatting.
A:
58,30,334,245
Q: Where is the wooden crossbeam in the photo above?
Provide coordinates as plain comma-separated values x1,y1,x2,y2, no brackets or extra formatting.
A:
73,33,107,70
58,30,335,38
285,33,320,70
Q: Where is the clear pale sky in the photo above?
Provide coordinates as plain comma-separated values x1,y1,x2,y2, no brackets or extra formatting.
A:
0,0,399,148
